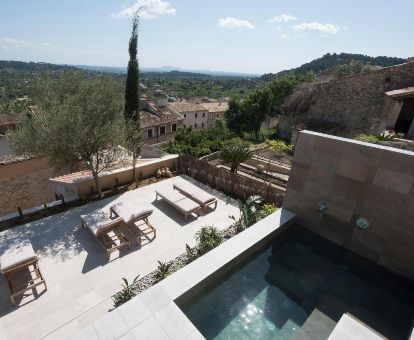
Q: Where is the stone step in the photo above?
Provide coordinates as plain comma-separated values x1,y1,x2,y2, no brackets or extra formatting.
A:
293,308,337,340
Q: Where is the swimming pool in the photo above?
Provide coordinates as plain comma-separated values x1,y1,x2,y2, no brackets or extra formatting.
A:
179,225,414,339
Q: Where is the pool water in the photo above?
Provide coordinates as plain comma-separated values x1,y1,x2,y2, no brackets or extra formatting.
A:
180,225,414,340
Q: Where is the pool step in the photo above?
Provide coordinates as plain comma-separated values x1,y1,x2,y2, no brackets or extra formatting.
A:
278,319,302,340
292,308,337,340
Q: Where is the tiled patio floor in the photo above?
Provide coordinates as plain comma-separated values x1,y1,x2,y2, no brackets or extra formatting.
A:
0,175,239,340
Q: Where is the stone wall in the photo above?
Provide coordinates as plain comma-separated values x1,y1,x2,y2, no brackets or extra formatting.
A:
283,130,414,280
281,61,414,139
0,165,65,215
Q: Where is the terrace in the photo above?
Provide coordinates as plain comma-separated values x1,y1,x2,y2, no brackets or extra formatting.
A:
0,175,240,339
0,131,413,340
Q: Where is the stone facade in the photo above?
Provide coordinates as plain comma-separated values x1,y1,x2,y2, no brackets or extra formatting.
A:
283,131,414,280
280,61,414,139
0,157,66,215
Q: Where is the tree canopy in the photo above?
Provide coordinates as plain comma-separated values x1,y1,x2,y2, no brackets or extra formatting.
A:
8,72,125,195
165,119,233,157
225,73,315,139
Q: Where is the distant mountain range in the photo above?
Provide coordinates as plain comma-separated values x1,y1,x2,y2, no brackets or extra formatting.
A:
74,64,260,78
261,53,408,81
0,53,409,81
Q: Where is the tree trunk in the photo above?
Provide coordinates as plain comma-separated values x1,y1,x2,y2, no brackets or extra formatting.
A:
92,170,102,197
132,151,137,184
230,165,237,173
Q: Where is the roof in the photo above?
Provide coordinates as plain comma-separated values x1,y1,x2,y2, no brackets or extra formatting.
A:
139,109,185,129
168,101,208,113
386,87,414,99
168,101,228,114
0,113,26,126
0,153,36,165
202,102,229,113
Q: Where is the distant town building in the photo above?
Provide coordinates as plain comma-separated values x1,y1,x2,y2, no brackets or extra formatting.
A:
139,100,185,144
168,100,228,129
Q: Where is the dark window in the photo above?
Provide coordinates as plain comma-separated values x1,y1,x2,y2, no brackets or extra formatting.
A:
184,114,186,118
202,112,205,117
172,123,177,132
195,113,198,118
147,129,153,139
202,122,205,128
194,123,198,128
160,126,166,135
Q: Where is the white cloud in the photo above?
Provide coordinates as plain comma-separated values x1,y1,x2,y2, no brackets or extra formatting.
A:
269,14,297,23
294,22,340,35
0,37,28,47
280,33,290,39
218,17,254,30
114,0,176,19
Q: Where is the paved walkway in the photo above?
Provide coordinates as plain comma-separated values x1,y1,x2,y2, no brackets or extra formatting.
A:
0,175,239,340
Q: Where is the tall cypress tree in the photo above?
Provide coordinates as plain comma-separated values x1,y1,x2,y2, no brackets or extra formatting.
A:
125,16,139,121
124,15,142,184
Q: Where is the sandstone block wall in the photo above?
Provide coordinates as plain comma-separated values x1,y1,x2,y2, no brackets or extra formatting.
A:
283,131,414,280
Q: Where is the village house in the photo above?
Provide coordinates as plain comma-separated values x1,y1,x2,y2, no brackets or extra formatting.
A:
140,99,185,144
168,100,228,129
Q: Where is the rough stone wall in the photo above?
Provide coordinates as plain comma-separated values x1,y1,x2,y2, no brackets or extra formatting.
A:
0,166,65,215
282,61,414,138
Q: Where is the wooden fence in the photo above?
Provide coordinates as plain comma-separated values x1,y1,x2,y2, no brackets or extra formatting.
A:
178,155,285,206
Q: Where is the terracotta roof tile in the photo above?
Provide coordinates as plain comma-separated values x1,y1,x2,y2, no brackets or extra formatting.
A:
139,109,184,129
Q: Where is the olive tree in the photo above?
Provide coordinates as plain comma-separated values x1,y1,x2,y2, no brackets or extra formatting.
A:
8,72,125,196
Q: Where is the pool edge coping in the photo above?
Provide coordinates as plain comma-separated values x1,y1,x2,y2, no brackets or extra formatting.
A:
75,208,296,339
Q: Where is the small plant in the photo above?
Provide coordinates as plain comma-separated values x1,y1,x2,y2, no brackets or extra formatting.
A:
231,195,264,232
195,226,224,254
154,260,173,283
377,130,396,141
257,203,278,220
185,244,198,263
355,134,380,144
112,275,140,307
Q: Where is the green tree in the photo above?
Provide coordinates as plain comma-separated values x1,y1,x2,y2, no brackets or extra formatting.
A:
220,143,253,173
8,72,124,196
125,16,140,119
124,15,141,184
225,98,246,135
245,88,272,140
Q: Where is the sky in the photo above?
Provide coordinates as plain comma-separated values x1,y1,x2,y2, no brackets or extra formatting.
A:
0,0,413,74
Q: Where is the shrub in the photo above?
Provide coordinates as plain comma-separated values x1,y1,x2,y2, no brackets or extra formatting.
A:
112,275,140,307
195,226,223,254
259,129,278,141
154,260,173,283
185,244,198,263
266,139,294,155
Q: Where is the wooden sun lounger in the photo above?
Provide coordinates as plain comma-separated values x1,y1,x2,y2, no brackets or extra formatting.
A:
110,202,156,243
173,182,218,213
155,188,201,220
0,238,47,305
81,212,130,261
